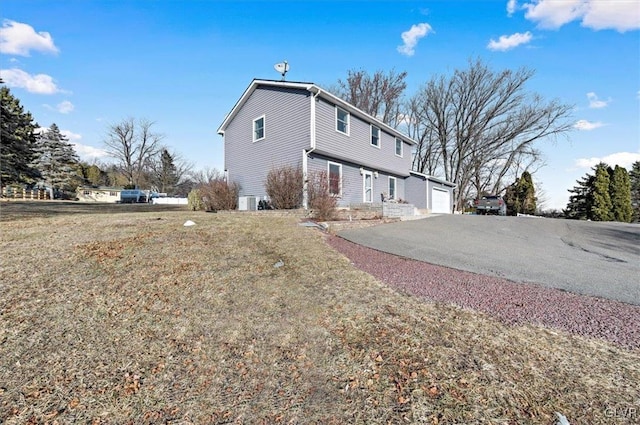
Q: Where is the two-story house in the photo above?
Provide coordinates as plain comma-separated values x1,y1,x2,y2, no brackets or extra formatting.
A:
217,79,455,213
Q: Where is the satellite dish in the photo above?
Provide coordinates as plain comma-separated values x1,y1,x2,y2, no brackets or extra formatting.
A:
274,61,290,80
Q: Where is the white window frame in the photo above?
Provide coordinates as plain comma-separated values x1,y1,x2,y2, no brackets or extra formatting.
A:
253,115,265,142
370,125,380,148
395,137,403,157
362,170,373,203
328,161,342,197
388,176,396,200
335,106,350,135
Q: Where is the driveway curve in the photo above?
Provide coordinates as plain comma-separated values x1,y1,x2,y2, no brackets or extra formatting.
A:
338,215,640,306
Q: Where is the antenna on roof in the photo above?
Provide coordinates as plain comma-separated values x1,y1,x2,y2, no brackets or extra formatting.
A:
274,61,289,81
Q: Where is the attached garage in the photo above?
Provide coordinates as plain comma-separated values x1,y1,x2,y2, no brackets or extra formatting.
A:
431,187,451,214
405,171,457,213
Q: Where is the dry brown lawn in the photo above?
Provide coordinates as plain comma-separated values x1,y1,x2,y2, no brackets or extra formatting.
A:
1,202,638,424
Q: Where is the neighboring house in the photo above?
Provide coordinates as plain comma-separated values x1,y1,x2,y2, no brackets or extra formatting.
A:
76,186,122,203
217,79,455,213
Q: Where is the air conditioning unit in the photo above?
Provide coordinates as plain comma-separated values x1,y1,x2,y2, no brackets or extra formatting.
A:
238,196,258,211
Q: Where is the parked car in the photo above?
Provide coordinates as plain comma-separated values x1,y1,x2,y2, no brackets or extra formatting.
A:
475,195,507,216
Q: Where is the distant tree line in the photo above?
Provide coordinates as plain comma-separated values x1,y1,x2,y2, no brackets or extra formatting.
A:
1,84,194,198
564,162,635,222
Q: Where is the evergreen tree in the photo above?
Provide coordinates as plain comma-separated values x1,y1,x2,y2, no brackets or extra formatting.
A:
630,161,640,222
152,148,179,194
591,162,613,221
564,174,593,220
609,165,632,222
504,171,537,216
32,124,80,193
0,86,40,187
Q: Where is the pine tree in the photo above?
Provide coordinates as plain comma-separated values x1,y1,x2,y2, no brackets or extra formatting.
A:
609,165,632,222
591,163,613,221
155,149,178,194
630,161,640,222
504,171,537,216
564,174,593,220
32,124,80,194
0,86,40,187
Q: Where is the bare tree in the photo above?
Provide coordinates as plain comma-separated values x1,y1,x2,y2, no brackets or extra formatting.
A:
409,59,573,209
335,69,408,127
103,118,163,187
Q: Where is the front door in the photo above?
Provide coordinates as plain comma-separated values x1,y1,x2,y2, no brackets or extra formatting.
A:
363,171,373,203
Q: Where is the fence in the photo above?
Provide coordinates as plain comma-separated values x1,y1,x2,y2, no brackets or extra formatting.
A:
1,187,51,200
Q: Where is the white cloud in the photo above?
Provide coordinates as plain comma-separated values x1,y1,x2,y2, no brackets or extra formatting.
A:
586,92,611,109
61,130,82,141
522,0,640,32
575,152,640,169
582,0,640,31
0,19,59,56
73,143,110,160
0,68,60,94
574,119,605,130
507,0,518,16
397,23,434,56
487,31,533,51
56,100,74,114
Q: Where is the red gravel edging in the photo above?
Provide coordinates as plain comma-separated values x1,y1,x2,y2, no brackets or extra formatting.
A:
327,235,640,351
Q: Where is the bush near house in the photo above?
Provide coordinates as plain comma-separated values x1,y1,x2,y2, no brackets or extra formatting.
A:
308,170,338,221
199,178,239,211
265,165,303,209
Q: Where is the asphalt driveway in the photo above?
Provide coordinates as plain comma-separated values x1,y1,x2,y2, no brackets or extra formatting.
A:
338,215,640,305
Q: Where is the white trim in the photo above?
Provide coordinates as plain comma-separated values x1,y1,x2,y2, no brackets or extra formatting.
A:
388,176,397,200
370,125,381,148
253,115,265,142
362,170,373,203
328,161,342,197
395,137,403,157
335,106,350,135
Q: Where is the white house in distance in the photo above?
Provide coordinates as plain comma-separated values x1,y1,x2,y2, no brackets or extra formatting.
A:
217,79,456,213
76,186,122,203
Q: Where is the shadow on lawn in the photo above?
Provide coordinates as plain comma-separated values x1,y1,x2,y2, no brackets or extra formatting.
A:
0,201,187,221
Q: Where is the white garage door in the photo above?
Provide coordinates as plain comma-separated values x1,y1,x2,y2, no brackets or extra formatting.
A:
431,188,451,214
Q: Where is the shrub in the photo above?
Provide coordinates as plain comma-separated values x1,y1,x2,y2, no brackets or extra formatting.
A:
199,178,240,211
308,170,338,221
188,189,204,211
265,165,303,209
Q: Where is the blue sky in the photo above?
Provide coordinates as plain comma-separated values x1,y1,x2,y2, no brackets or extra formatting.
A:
1,0,638,210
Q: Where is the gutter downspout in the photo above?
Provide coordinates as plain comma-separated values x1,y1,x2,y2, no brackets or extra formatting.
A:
303,87,321,209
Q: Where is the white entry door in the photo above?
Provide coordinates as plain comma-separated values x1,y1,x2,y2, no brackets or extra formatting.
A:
363,171,373,203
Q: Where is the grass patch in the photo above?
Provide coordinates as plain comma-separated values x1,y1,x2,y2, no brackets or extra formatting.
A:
1,204,639,424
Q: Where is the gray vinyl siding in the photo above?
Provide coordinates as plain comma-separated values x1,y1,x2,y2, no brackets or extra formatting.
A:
308,154,405,207
314,98,412,176
406,174,428,209
224,86,311,197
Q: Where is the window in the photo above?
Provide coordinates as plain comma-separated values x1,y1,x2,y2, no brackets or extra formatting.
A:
110,191,117,197
328,162,342,196
388,177,396,200
83,190,90,195
336,107,349,135
253,115,265,142
395,137,403,157
370,125,380,148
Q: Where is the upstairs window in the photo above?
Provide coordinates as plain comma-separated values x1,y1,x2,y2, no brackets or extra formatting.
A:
395,137,403,157
253,115,265,142
336,107,349,135
370,125,380,148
